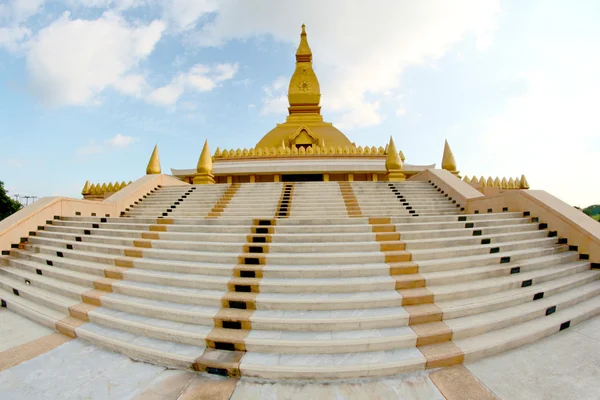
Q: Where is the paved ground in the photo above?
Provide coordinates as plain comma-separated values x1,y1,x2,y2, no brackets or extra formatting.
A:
0,307,53,351
1,308,600,399
466,316,600,400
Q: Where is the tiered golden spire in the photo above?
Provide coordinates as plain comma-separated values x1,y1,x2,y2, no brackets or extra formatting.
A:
288,24,321,115
146,145,161,175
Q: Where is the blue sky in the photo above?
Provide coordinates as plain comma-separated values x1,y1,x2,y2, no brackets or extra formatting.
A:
0,0,598,206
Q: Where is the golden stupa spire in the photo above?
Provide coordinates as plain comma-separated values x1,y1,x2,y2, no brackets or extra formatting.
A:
296,24,312,60
441,139,457,171
288,24,321,115
385,136,402,170
197,139,213,174
146,145,161,175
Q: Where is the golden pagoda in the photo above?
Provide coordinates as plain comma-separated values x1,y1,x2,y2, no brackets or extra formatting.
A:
171,25,435,184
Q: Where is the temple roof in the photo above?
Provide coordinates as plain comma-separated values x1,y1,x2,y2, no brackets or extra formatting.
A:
255,25,353,149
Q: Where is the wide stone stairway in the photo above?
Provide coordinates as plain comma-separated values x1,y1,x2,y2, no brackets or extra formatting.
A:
1,181,599,380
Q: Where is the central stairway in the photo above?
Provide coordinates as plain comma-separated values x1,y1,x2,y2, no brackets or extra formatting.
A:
1,181,599,379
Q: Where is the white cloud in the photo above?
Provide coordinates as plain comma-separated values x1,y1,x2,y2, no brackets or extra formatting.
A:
0,0,44,50
259,76,287,116
65,0,146,11
26,11,165,107
147,80,185,106
191,0,501,129
213,63,238,81
162,0,219,31
115,74,148,97
76,140,104,156
478,63,600,206
9,0,45,22
336,101,382,131
0,26,31,51
76,134,137,156
186,65,216,91
147,62,239,106
107,133,136,147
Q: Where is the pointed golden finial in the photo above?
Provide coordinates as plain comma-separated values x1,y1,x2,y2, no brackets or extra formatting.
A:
463,176,471,184
520,174,530,189
197,139,212,174
385,136,405,181
487,177,494,187
146,145,161,175
479,176,487,187
193,139,215,184
508,177,515,189
442,139,458,174
89,183,97,195
471,176,479,185
81,180,91,195
107,182,115,192
296,24,312,58
501,177,508,189
385,137,402,170
494,177,501,188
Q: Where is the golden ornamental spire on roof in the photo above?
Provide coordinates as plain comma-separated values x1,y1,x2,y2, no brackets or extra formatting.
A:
385,136,406,182
385,136,402,171
288,24,321,115
441,139,457,172
81,180,91,195
197,139,213,174
520,174,530,189
146,145,161,175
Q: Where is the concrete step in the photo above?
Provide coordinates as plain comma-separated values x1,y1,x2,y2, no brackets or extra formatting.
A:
0,286,67,329
454,295,600,363
75,322,202,369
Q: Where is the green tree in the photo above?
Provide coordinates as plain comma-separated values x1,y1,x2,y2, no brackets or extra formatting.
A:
0,181,22,221
583,205,600,216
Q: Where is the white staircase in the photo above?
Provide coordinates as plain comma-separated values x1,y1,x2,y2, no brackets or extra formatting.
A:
1,181,598,379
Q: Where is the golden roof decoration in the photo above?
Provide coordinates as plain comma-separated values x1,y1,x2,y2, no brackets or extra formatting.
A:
464,175,531,191
81,180,91,195
213,144,390,159
146,145,161,175
197,139,213,174
479,176,487,187
441,139,457,171
385,137,402,171
520,174,530,189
